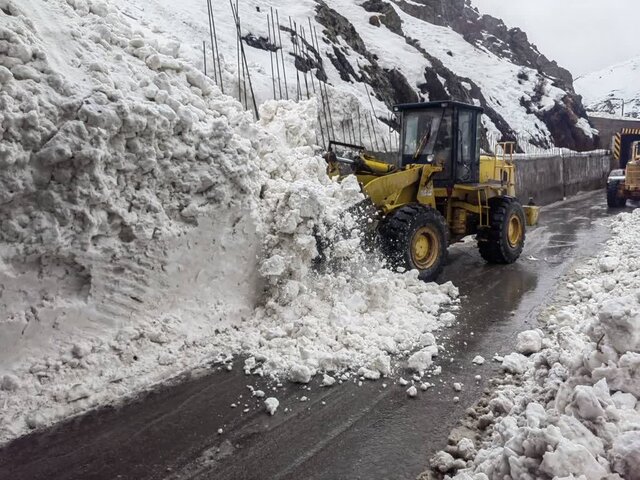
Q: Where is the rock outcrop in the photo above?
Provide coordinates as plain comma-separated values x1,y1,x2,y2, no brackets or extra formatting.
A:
310,0,597,151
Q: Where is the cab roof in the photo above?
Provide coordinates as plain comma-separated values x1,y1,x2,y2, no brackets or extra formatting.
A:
393,100,484,113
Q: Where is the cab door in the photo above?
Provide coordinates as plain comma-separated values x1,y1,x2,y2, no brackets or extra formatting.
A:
455,109,480,184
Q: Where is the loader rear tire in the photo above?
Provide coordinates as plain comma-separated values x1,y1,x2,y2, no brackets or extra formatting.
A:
478,197,525,264
607,181,626,208
378,204,448,282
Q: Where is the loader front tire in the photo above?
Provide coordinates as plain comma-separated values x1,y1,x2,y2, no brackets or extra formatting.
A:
379,204,448,282
607,181,626,208
478,197,525,264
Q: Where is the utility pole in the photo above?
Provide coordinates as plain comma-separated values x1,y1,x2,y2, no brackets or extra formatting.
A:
612,97,625,117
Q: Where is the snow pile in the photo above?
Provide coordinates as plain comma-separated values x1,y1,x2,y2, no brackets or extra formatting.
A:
432,210,640,480
0,0,458,443
576,56,640,119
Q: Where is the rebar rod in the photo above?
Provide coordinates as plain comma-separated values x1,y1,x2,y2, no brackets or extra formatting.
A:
289,17,302,101
301,26,316,94
364,110,375,151
308,18,322,95
321,80,335,140
230,1,259,119
318,77,332,145
295,22,310,99
271,7,282,100
210,0,223,93
349,115,357,146
205,0,216,83
356,105,362,144
267,14,276,100
276,10,289,100
237,0,248,108
234,1,242,106
202,40,207,75
362,80,386,152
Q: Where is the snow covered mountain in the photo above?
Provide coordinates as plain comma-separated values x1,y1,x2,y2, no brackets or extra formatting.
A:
115,0,598,151
576,56,640,119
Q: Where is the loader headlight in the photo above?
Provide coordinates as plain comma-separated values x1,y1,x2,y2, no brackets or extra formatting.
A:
427,154,435,163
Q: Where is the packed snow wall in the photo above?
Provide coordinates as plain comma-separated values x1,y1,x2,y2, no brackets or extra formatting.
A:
0,0,266,369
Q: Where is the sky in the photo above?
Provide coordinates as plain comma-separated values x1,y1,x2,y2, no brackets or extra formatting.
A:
471,0,640,77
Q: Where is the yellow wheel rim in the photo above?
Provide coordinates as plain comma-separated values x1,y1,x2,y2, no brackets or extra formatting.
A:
411,226,440,270
507,214,523,248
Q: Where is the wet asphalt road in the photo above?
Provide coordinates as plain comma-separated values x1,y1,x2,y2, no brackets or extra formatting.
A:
0,191,619,480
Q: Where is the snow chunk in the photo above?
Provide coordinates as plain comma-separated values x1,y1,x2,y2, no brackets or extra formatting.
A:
1,374,21,392
516,330,542,355
502,352,529,374
593,352,640,397
408,346,437,373
569,385,606,420
72,343,92,359
540,439,608,480
25,412,47,430
599,297,640,354
612,391,637,410
370,354,391,377
611,431,640,480
471,355,485,365
264,397,279,416
67,384,91,403
186,70,212,95
407,385,418,397
321,374,336,387
0,66,13,84
457,437,476,460
288,364,313,384
260,255,286,277
598,256,619,272
430,450,456,473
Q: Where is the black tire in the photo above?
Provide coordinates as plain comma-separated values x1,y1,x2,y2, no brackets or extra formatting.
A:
607,181,626,208
378,204,448,282
478,197,526,264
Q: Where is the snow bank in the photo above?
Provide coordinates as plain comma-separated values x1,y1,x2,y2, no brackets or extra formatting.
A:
433,210,640,479
0,0,458,443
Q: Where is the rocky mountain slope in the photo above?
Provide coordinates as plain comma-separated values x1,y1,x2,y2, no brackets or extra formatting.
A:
115,0,598,151
576,56,640,119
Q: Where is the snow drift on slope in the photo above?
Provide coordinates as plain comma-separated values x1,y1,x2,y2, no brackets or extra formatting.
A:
576,56,640,119
112,0,596,151
0,0,457,443
428,210,640,480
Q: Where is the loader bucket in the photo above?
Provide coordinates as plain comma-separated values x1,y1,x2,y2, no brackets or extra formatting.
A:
524,205,540,226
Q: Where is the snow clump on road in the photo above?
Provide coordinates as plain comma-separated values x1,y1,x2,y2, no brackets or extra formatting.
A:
431,210,640,480
0,0,458,443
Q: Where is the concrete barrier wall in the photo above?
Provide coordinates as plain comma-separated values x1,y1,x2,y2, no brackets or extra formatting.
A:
516,152,612,205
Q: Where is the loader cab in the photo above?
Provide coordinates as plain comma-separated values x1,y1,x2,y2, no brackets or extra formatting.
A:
394,101,483,187
633,141,640,162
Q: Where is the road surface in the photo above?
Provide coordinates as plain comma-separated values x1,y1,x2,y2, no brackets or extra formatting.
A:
0,191,618,480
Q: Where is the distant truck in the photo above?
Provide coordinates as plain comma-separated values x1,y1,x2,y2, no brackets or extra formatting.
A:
607,129,640,207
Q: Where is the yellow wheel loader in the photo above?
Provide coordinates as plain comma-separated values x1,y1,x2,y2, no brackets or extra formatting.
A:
607,140,640,208
325,101,540,281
